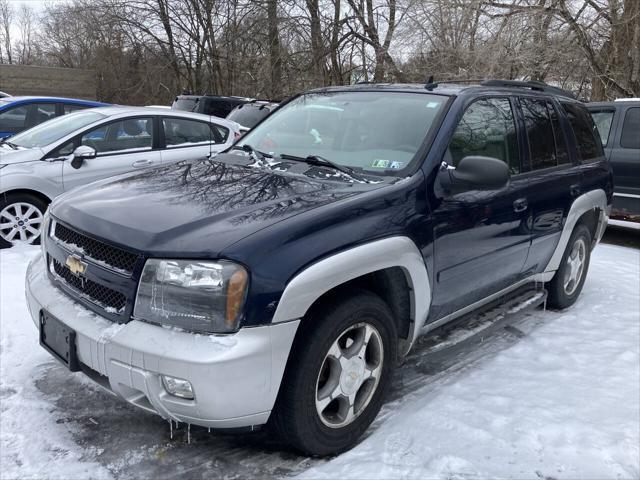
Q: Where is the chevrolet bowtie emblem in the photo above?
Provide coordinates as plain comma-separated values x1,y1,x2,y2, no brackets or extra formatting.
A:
66,254,87,276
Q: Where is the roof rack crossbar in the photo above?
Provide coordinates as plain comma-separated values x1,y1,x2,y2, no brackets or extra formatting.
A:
480,79,576,99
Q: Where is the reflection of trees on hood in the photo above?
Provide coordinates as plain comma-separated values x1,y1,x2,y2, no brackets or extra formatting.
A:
118,159,351,225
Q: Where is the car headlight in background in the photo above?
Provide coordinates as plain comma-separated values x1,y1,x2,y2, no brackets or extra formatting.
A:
134,259,248,334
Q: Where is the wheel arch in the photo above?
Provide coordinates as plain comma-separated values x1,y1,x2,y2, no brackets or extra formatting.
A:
271,236,430,356
1,188,52,207
544,188,608,275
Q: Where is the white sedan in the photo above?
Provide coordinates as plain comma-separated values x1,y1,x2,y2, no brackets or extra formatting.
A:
0,106,240,246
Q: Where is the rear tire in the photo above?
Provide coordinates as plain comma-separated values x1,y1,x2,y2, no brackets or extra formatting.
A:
271,289,397,456
547,223,592,309
0,193,48,248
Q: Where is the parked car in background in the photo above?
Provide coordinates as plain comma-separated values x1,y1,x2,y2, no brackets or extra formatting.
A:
0,106,240,247
25,80,611,455
172,94,254,118
227,100,279,133
0,91,10,98
0,96,108,139
588,99,640,221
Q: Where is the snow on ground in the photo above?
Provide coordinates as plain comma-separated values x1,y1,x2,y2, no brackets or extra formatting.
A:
0,239,638,479
0,245,112,479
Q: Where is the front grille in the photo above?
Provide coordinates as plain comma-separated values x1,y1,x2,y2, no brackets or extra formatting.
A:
53,222,139,274
52,258,127,313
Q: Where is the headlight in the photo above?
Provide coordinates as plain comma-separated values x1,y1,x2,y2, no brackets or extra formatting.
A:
134,259,248,333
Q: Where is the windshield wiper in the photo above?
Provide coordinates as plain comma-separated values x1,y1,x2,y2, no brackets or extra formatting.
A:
279,153,370,183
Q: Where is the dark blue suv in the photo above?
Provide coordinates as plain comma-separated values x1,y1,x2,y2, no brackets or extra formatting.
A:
27,80,612,455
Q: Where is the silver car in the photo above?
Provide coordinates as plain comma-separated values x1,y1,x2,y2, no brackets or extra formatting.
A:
0,107,240,247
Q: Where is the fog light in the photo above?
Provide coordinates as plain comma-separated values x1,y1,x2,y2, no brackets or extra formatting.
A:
161,375,194,400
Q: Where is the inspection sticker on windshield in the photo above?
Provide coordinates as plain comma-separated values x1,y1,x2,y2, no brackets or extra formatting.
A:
426,102,440,109
371,159,404,169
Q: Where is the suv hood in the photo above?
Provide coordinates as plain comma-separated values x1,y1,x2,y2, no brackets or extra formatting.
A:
51,157,380,256
0,146,42,165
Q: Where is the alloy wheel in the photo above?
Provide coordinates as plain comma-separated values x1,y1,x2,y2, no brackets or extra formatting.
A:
315,322,384,428
563,237,586,295
0,202,44,245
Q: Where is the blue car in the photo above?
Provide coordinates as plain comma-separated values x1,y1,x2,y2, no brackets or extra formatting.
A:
0,96,108,139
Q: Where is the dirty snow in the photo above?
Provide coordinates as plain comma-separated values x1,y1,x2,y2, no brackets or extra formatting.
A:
1,239,638,479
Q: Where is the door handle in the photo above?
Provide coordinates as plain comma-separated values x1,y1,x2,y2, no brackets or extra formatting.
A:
570,184,582,197
132,159,153,168
513,198,528,213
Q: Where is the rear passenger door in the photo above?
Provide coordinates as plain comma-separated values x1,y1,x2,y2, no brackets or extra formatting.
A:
61,116,161,192
430,96,531,320
160,116,230,164
519,98,591,275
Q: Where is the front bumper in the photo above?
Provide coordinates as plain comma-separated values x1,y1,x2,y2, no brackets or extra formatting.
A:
26,253,299,429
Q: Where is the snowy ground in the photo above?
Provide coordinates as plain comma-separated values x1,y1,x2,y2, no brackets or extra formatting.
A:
1,228,638,480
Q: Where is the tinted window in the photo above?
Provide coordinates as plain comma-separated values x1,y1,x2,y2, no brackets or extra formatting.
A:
520,98,556,170
163,117,227,147
227,105,273,129
81,117,153,154
547,101,570,165
63,104,89,114
31,103,56,126
449,97,520,174
590,110,615,146
0,105,28,131
561,102,603,163
620,107,640,149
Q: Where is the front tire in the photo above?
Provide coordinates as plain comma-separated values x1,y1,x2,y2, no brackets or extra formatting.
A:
547,223,592,309
271,289,397,456
0,193,48,248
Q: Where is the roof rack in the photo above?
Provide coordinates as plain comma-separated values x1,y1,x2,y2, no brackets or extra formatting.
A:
480,79,576,99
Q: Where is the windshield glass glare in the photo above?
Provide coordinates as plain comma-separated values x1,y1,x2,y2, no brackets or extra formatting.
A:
9,111,106,148
237,92,448,175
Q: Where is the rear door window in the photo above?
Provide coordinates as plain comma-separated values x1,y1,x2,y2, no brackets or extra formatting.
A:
448,97,521,174
561,102,604,163
620,107,640,149
520,98,557,170
547,101,570,165
590,110,615,146
163,117,227,147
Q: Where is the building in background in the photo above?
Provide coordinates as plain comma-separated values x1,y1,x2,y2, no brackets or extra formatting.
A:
0,65,97,100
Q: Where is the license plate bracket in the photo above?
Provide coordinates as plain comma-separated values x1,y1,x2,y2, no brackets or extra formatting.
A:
39,310,80,371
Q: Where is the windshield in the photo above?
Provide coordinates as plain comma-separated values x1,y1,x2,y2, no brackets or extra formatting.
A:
8,111,106,148
227,105,273,129
172,98,198,112
237,91,448,175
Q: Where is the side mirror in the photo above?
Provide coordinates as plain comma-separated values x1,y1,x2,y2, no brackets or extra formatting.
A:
70,145,96,169
439,156,510,193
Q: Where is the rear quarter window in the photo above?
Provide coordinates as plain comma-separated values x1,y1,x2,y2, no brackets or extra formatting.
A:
561,102,604,163
620,107,640,149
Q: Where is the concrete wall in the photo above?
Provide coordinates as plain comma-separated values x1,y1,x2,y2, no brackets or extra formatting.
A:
0,64,97,100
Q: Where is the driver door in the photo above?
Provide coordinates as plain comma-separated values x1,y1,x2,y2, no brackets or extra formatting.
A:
62,117,161,192
428,97,531,321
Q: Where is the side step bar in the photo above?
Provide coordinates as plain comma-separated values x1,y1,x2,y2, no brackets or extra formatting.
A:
416,285,547,360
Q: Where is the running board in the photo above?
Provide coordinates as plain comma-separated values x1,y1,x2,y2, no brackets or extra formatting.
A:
415,285,547,359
